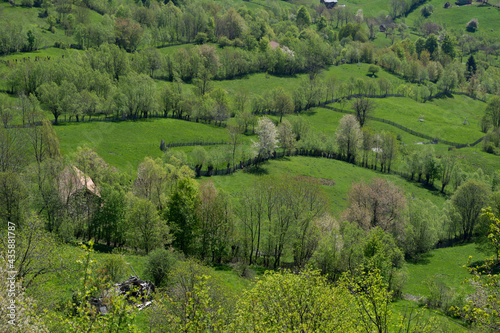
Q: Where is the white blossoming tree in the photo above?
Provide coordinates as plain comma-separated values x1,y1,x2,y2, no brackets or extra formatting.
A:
253,117,278,158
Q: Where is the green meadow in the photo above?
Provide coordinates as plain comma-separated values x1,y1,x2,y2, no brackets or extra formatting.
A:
54,118,238,174
403,243,486,297
329,94,486,144
208,155,447,216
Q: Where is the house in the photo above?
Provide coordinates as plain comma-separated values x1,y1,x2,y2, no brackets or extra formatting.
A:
455,0,472,5
444,2,451,8
59,166,101,203
379,24,387,32
270,41,280,50
320,0,338,9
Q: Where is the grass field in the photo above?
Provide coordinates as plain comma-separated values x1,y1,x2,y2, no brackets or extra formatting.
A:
54,118,238,174
329,94,486,144
208,155,447,215
405,0,500,41
403,242,486,298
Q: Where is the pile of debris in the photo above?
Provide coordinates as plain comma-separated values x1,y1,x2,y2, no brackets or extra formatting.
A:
90,276,156,314
116,276,155,310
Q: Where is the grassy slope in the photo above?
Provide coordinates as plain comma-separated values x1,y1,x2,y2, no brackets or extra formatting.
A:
403,242,485,297
405,1,500,41
54,119,237,174
329,94,486,144
208,155,447,216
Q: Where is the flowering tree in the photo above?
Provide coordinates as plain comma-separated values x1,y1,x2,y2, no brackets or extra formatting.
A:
253,117,278,158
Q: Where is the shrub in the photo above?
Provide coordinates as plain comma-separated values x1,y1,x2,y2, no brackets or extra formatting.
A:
100,254,128,282
420,4,434,17
144,248,177,287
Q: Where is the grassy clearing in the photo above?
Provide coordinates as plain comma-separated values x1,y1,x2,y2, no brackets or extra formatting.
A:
403,242,486,297
208,155,447,216
329,94,485,144
405,1,500,41
54,118,235,174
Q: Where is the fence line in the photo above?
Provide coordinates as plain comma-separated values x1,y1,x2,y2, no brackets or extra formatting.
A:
424,90,486,103
321,105,484,148
195,148,419,186
162,140,228,148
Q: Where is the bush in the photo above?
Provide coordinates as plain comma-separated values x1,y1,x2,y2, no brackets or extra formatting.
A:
420,4,434,17
466,19,478,32
194,32,208,45
144,248,177,287
100,254,127,282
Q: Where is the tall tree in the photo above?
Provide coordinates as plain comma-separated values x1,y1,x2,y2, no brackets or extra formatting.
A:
127,194,169,254
166,177,200,255
451,179,490,240
486,96,500,129
335,114,362,163
352,97,376,127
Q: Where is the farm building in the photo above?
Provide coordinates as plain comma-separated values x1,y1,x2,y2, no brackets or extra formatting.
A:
59,166,101,203
320,0,338,9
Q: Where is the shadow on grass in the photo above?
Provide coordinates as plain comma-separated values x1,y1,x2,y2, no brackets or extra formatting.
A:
435,92,454,100
244,165,269,175
301,109,318,117
213,263,232,271
407,252,433,265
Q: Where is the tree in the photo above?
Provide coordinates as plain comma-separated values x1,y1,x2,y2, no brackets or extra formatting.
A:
236,269,355,331
253,117,278,158
0,171,27,226
454,211,500,330
144,248,177,287
165,177,200,256
197,181,234,263
437,67,458,92
440,155,456,193
114,17,143,51
352,97,376,127
405,199,440,256
296,6,312,28
227,124,242,169
441,35,456,59
341,178,407,242
272,87,294,123
368,65,379,77
0,214,61,289
486,96,500,129
127,194,169,254
37,82,63,124
335,114,362,163
466,55,477,79
277,119,296,153
451,179,490,240
380,131,397,173
0,256,48,332
420,4,434,17
134,157,168,210
424,34,438,58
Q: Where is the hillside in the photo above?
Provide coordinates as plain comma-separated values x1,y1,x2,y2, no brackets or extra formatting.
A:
1,0,499,331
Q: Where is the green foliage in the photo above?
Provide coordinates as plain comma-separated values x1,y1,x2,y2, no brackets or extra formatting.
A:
144,248,177,287
99,254,128,282
166,177,200,256
45,242,138,332
126,194,170,254
453,211,500,330
451,179,491,240
295,6,311,28
234,269,356,331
